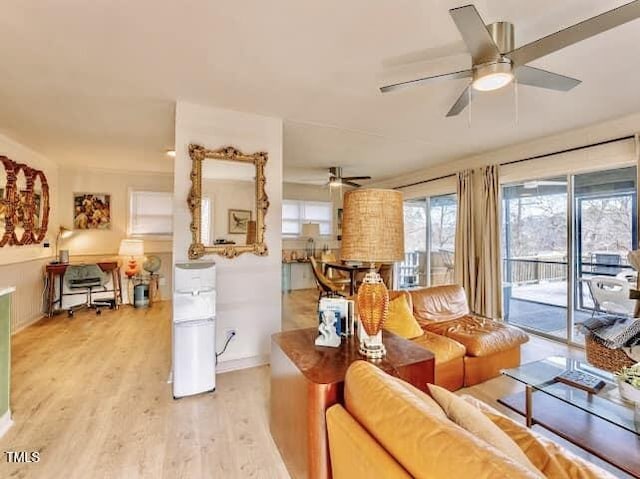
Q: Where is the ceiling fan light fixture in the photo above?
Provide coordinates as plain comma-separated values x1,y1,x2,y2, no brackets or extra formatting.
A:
472,60,513,92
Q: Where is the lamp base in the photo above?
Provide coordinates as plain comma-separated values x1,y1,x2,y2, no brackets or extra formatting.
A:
356,270,389,359
357,319,386,360
125,258,138,278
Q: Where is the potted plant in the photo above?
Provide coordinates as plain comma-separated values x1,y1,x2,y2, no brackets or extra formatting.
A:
614,363,640,403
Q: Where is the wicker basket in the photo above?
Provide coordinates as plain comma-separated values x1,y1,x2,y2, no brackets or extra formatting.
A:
585,333,635,373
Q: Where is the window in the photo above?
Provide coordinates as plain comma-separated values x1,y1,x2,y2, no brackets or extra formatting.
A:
399,194,457,289
129,190,173,237
282,200,332,236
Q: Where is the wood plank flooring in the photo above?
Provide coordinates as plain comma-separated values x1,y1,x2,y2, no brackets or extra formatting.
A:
0,289,628,478
0,303,288,479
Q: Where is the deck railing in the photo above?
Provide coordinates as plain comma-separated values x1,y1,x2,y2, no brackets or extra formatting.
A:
504,257,633,285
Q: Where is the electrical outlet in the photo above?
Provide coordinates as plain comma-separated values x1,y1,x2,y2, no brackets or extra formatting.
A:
159,277,166,286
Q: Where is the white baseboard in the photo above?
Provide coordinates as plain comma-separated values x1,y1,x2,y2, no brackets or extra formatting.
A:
0,410,13,438
216,354,269,374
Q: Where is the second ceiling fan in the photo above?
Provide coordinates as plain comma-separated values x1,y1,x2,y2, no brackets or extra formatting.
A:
380,1,640,117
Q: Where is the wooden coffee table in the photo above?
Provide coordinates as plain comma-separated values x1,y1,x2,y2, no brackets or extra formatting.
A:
500,356,640,478
270,327,435,479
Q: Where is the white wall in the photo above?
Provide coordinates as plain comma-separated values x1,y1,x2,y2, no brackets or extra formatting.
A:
59,168,173,255
376,111,640,194
174,102,283,371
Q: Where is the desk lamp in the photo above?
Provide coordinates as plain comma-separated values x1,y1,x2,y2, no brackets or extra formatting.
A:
341,189,404,359
54,226,73,263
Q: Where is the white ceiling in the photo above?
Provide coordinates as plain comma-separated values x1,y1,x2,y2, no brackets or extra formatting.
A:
0,1,639,183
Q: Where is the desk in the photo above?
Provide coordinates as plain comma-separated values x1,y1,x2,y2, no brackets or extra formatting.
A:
45,262,122,317
270,328,435,479
323,262,371,296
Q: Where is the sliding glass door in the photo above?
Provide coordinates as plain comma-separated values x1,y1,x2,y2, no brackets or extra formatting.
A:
429,194,457,286
503,166,637,345
400,194,457,289
573,167,637,344
503,177,569,340
401,199,428,288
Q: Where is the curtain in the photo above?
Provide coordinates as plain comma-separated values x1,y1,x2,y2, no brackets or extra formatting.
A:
454,165,503,319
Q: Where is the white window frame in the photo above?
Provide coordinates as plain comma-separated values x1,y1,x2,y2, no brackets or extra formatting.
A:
127,189,173,240
282,199,333,238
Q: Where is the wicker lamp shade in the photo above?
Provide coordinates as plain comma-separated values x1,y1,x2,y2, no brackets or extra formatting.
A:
341,189,404,359
341,189,405,263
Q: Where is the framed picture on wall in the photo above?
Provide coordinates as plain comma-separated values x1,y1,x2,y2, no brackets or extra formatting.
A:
73,193,111,230
228,209,251,234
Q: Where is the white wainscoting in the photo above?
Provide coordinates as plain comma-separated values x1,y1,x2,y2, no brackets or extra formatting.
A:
0,257,50,333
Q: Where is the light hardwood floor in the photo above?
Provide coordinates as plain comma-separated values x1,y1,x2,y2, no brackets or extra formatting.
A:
0,290,627,478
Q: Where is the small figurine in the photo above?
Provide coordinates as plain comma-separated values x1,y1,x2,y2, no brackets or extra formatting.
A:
315,310,341,348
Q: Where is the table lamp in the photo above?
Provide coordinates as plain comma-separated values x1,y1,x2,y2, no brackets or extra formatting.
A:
341,189,404,359
119,239,144,278
301,222,320,259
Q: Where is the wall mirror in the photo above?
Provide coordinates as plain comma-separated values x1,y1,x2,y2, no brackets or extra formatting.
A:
188,144,269,259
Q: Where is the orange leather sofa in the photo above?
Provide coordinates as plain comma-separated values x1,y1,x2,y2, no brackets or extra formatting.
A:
326,361,615,479
391,284,529,389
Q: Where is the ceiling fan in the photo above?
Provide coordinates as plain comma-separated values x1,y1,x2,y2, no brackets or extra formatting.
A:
328,167,371,188
380,1,640,117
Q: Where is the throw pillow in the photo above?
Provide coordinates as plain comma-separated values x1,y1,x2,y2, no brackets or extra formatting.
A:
384,294,424,339
428,384,543,478
461,395,617,479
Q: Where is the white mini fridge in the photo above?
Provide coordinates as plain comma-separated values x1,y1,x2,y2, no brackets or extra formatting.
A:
172,261,216,399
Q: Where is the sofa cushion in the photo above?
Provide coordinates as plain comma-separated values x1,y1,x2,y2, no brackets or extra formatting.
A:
343,361,542,479
461,395,618,479
326,405,412,479
428,384,542,477
411,330,466,364
421,315,529,357
410,284,470,322
385,295,424,339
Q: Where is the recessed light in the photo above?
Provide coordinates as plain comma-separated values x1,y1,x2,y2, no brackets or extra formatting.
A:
166,150,176,158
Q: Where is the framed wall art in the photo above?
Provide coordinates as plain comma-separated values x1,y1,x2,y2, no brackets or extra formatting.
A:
228,209,251,234
73,193,111,230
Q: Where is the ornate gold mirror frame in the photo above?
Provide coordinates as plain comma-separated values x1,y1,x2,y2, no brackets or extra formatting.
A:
187,144,269,259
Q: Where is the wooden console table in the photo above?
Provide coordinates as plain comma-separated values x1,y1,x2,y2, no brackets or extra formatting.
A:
270,327,435,479
45,262,122,316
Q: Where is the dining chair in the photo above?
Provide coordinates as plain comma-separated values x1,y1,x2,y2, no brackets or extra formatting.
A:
588,276,635,317
309,257,346,302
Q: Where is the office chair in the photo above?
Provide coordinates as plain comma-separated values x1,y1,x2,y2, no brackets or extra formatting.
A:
65,264,114,317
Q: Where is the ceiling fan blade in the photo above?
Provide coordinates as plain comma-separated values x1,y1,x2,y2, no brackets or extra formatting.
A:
344,181,362,188
446,84,471,117
507,0,640,66
342,176,372,181
516,65,581,91
449,5,500,64
380,69,472,93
